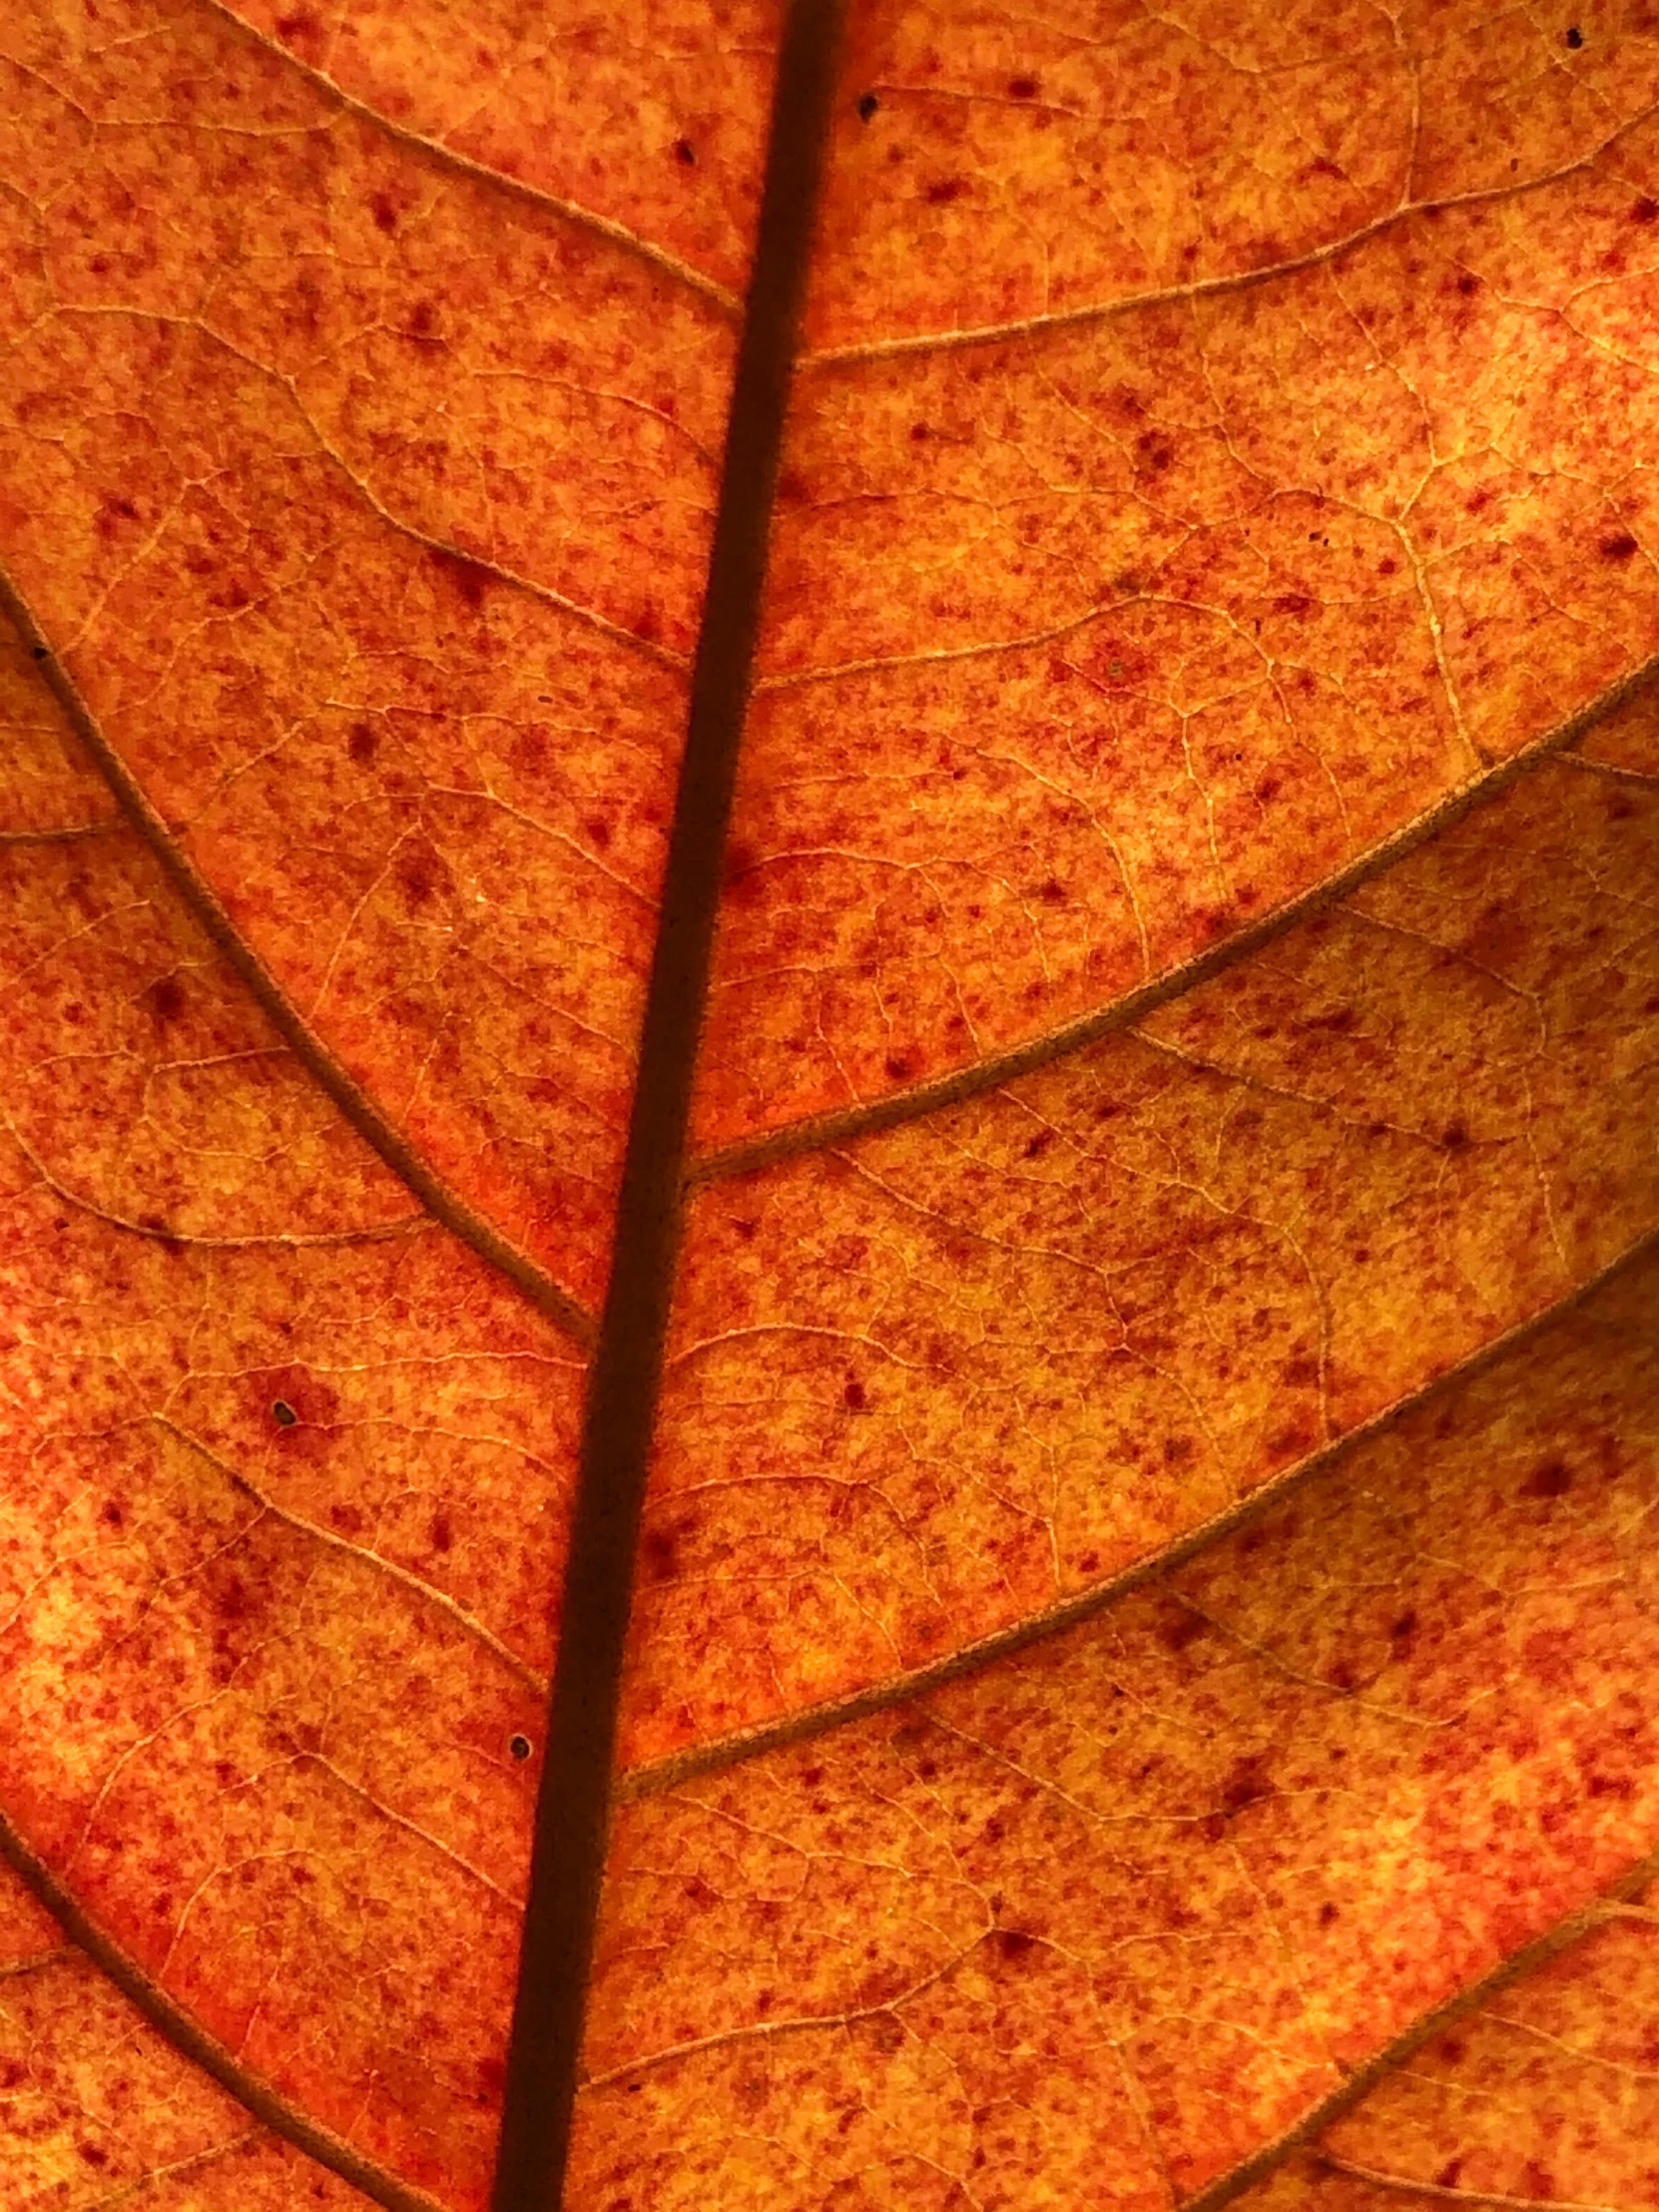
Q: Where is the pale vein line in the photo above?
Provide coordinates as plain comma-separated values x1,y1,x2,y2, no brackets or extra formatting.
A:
580,1936,985,2091
0,1943,73,1979
197,0,742,313
803,99,1659,366
53,304,690,670
0,567,598,1351
690,655,1659,1187
1559,753,1659,787
66,2128,267,2212
305,1753,519,1907
615,1215,1659,1801
5,1115,432,1252
0,820,117,844
751,604,1111,693
154,1415,547,1695
0,1804,454,2212
1314,2155,1628,2212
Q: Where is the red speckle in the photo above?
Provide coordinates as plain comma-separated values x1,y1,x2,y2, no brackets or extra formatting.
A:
1007,76,1039,99
642,1525,680,1582
1522,1455,1572,1498
430,1512,453,1553
145,974,186,1026
1220,1754,1275,1817
432,546,490,609
368,192,399,234
1632,196,1659,223
673,138,697,166
1159,1607,1206,1653
1601,532,1640,562
398,848,442,908
842,1379,867,1411
925,177,966,205
347,722,377,764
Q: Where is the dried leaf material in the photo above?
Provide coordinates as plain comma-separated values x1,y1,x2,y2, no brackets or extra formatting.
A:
1241,1884,1659,2212
0,1861,356,2211
0,0,749,1307
582,1257,1659,2208
0,1,1657,2209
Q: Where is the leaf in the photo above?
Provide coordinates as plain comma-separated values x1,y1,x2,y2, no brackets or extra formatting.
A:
0,3,1657,2210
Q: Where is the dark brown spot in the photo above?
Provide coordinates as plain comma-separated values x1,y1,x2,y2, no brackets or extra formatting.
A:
1220,1754,1275,1817
1565,24,1583,47
842,1378,867,1411
1523,1455,1572,1499
1601,531,1640,561
430,1511,453,1553
857,92,879,121
509,1733,532,1761
272,1400,298,1426
1632,197,1659,224
924,177,966,205
347,721,378,765
1160,1606,1206,1653
145,974,186,1026
642,1525,680,1582
673,138,697,166
432,545,490,607
1007,76,1039,98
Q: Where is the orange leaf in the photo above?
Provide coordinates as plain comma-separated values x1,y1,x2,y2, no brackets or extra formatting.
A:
1,3,1657,2209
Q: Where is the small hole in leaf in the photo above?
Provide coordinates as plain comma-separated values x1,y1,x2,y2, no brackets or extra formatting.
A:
1565,23,1583,44
857,92,879,120
272,1400,298,1426
509,1733,532,1762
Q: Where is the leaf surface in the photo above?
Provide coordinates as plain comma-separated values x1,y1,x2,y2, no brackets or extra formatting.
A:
1,3,1658,2209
